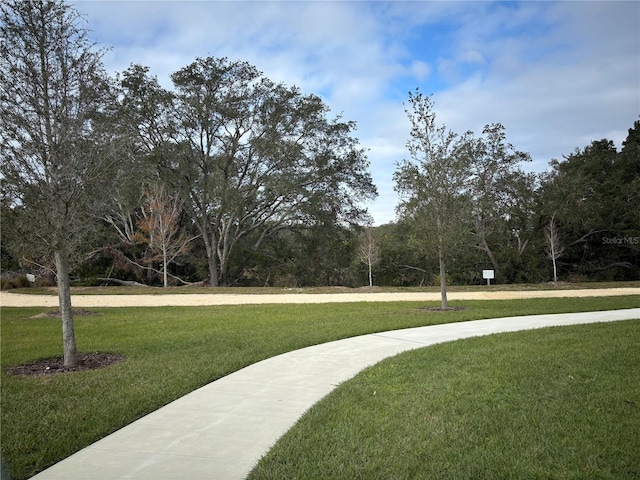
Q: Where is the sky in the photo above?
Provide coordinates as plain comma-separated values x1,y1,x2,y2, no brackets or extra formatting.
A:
74,0,640,225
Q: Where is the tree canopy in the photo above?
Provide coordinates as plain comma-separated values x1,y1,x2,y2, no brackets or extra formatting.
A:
540,121,640,280
116,58,376,286
1,0,119,366
394,90,473,308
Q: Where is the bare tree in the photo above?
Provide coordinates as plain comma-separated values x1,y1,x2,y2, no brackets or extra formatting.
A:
544,215,564,282
136,183,195,287
358,226,380,287
1,0,116,366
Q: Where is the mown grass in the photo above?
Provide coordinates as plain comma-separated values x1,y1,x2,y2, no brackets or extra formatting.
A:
249,320,640,479
1,296,639,479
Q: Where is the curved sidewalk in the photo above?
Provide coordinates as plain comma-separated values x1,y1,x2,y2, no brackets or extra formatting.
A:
32,308,640,480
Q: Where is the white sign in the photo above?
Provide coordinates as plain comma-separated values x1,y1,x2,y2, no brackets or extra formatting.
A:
482,270,495,279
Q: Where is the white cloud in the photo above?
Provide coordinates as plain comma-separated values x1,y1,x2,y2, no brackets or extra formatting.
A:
430,1,639,171
410,60,431,80
73,0,639,225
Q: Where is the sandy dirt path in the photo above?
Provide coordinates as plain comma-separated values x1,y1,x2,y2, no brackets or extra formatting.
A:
2,288,640,308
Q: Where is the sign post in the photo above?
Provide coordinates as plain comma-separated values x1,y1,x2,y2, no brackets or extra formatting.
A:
482,269,495,286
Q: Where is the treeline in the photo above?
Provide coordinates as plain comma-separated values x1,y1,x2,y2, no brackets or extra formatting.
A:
390,91,639,291
1,1,638,291
382,120,640,286
3,118,638,288
88,119,639,287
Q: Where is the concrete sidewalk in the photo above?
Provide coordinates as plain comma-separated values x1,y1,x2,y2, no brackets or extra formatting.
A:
32,308,640,480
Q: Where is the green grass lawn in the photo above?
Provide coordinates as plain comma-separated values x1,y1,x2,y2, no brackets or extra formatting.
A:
249,320,640,479
1,296,639,479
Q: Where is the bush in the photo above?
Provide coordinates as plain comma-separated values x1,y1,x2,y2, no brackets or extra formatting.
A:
432,273,452,286
0,274,30,290
34,276,56,287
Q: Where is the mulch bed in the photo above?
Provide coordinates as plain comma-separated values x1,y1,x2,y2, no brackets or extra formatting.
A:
5,352,125,377
29,308,100,319
6,308,123,376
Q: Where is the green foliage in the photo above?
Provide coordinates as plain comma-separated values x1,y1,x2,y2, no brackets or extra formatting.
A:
467,123,538,282
116,57,376,287
394,90,474,306
540,121,640,281
390,110,639,287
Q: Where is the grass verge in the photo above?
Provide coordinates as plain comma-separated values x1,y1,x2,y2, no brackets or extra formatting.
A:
249,320,640,479
1,296,639,479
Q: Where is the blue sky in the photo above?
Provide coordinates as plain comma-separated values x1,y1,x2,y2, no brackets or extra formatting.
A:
74,0,640,225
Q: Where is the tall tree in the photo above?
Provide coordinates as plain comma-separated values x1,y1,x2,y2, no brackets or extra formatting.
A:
394,90,472,308
468,123,532,277
0,0,116,366
104,65,172,247
120,58,377,286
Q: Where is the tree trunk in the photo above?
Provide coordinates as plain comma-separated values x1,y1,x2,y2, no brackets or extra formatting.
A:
368,261,373,287
475,218,499,272
207,253,220,287
438,241,448,310
199,222,219,287
481,236,499,272
218,222,236,287
96,278,148,287
551,238,558,282
54,250,77,367
545,216,563,283
207,251,219,287
163,248,168,288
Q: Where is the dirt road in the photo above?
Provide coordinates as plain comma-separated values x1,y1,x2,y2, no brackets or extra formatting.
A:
2,288,640,308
